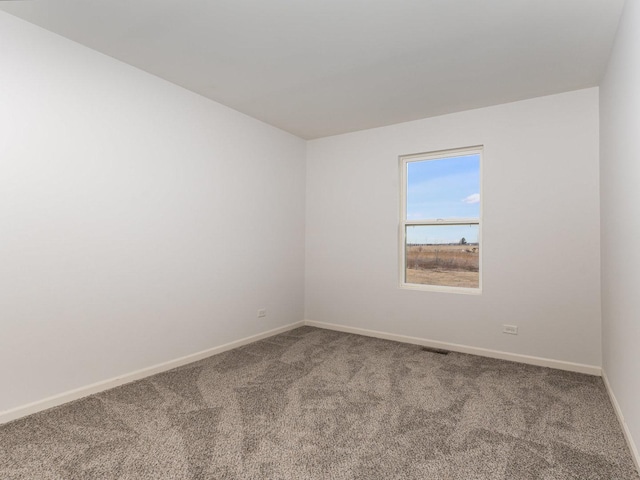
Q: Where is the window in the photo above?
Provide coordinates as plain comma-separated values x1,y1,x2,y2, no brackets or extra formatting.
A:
399,146,482,293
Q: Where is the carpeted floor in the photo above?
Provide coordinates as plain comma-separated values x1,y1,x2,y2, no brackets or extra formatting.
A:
0,326,638,479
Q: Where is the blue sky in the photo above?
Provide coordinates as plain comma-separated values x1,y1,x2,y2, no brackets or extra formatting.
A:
406,154,480,244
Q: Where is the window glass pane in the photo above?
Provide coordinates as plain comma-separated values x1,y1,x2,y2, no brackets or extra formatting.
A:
406,154,480,221
405,225,479,288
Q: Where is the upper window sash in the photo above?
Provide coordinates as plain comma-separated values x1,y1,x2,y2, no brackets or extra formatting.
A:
404,218,479,226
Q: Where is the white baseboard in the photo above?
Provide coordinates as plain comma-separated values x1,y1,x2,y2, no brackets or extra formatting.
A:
602,370,640,474
1,319,603,426
0,321,305,425
304,319,602,376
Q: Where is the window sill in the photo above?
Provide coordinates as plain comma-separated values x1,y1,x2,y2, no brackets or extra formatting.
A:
399,282,482,295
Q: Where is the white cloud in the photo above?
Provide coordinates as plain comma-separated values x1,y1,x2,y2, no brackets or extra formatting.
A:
462,193,480,204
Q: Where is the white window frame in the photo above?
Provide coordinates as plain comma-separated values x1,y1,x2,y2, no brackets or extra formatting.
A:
399,145,483,295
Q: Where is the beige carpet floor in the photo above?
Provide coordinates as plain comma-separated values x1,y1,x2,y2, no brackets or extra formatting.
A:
0,326,638,479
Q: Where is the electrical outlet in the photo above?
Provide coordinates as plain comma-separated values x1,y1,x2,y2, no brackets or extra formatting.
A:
503,325,518,335
257,308,267,318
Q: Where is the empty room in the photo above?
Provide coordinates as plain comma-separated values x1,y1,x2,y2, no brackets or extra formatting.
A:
1,1,639,478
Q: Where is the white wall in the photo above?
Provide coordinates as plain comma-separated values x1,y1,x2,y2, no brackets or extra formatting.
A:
306,88,601,367
600,0,640,465
0,12,306,413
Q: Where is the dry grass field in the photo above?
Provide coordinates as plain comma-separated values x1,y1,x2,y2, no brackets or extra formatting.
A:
405,244,479,288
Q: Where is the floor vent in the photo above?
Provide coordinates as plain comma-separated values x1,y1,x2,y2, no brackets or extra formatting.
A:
421,346,450,355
